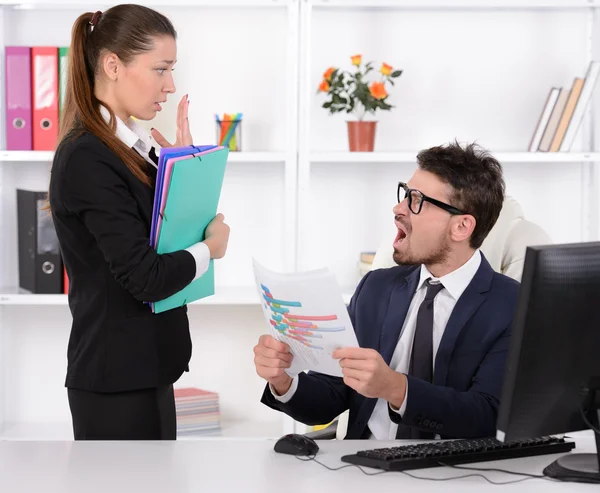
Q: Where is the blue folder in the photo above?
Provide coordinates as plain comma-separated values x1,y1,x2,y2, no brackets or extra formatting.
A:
151,147,229,313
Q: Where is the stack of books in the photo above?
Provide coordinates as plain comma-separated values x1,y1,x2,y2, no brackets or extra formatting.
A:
358,251,376,278
529,60,600,152
174,387,221,437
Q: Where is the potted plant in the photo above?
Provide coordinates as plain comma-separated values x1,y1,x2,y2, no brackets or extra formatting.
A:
317,54,402,152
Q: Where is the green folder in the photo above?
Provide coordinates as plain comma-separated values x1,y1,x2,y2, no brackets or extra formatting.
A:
58,47,69,116
154,148,229,313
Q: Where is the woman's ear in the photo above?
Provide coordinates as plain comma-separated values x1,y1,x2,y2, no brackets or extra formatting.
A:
102,52,120,81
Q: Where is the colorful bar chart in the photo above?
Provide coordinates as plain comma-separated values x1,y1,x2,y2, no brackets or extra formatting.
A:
260,283,345,350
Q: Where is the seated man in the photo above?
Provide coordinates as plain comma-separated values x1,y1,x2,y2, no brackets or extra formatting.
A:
254,141,520,440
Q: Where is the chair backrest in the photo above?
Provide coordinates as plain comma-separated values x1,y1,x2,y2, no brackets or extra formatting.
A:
371,196,552,282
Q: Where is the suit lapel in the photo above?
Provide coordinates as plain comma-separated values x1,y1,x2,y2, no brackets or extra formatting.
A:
434,254,495,386
379,268,421,364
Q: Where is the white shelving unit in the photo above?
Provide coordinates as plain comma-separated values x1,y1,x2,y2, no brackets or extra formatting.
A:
0,150,288,163
1,0,600,441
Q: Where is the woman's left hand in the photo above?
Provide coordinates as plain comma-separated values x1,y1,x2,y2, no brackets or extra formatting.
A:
151,94,192,148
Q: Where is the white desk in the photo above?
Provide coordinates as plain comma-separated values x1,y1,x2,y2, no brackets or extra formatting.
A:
0,431,596,492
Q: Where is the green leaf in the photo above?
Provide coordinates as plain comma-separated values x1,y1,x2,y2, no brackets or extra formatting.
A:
322,102,332,109
391,70,402,78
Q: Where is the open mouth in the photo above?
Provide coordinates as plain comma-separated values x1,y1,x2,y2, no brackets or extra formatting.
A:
395,225,407,245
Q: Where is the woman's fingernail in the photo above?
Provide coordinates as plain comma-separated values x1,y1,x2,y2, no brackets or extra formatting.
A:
151,127,154,131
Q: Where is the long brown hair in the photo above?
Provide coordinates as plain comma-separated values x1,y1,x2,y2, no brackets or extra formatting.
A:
58,4,177,187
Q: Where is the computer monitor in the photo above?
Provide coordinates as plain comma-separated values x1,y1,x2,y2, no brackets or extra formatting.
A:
496,241,600,483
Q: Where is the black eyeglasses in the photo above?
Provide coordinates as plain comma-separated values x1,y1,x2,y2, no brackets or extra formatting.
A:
397,181,467,216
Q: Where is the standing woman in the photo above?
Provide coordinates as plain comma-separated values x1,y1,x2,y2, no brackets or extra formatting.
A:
48,5,230,440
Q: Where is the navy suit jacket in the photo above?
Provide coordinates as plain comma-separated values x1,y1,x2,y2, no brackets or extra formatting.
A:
261,254,520,439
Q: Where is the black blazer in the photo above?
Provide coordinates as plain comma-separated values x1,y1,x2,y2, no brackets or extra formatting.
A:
49,131,197,392
261,255,520,439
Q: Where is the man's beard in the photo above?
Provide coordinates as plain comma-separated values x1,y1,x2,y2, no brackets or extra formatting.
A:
393,236,450,267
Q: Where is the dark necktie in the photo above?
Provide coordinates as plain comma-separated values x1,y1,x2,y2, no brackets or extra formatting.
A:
395,278,444,439
149,146,159,165
409,279,444,384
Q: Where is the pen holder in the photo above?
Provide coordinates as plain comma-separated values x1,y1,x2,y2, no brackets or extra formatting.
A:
216,118,242,152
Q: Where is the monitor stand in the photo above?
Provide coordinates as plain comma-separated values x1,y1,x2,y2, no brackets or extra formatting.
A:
543,377,600,484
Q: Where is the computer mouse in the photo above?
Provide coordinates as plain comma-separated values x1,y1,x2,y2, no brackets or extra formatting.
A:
273,433,320,456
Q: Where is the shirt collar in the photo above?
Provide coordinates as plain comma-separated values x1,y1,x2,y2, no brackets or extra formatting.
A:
417,249,482,301
99,105,153,152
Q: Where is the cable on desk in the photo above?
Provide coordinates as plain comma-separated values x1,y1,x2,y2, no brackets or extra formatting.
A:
295,455,560,485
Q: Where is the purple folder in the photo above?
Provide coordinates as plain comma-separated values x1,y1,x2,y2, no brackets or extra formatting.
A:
5,47,32,150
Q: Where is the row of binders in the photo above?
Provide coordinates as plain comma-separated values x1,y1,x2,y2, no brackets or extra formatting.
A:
174,387,221,436
4,46,69,151
529,60,600,152
150,145,229,313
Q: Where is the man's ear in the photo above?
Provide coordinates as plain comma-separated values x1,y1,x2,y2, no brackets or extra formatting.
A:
451,214,476,243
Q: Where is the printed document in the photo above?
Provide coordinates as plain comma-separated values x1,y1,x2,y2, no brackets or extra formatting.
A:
253,259,359,378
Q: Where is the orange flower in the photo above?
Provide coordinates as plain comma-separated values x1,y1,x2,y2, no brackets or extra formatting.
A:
380,63,393,76
323,67,335,81
318,80,330,92
369,81,387,99
351,54,362,66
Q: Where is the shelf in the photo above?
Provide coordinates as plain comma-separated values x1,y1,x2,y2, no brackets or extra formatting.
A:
0,419,284,441
0,286,354,306
310,0,600,9
0,150,287,163
0,287,258,306
309,151,600,164
1,0,596,7
0,0,291,7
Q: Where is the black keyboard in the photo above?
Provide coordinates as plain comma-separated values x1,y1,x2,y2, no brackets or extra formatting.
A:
341,436,575,472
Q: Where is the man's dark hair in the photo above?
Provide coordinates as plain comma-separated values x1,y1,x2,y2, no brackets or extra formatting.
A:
416,140,505,249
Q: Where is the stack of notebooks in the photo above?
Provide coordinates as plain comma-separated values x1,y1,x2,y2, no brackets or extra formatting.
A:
529,60,600,152
150,145,229,313
174,387,221,436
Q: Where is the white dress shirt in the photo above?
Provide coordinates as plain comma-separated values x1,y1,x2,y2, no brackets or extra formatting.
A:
99,105,210,281
271,250,482,440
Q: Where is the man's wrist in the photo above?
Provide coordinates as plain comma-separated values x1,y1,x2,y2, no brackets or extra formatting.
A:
271,376,293,396
385,372,407,409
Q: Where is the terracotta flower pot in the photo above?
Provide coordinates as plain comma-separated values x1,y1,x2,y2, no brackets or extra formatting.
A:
347,121,377,152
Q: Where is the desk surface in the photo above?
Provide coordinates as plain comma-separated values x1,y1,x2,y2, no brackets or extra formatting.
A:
0,432,597,492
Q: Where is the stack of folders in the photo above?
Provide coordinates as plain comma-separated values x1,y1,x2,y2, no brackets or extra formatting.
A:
174,387,221,437
4,46,69,150
150,145,229,313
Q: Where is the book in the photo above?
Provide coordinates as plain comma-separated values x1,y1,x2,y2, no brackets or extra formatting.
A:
528,87,560,152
